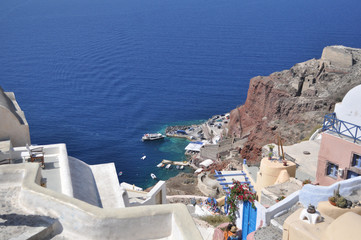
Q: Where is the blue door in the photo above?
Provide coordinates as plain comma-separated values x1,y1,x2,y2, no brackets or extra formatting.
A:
242,201,257,239
242,201,249,239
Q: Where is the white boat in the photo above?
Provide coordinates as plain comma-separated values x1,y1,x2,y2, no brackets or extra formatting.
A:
179,166,184,170
141,155,146,160
151,173,157,179
157,163,164,168
118,171,123,176
142,133,165,142
165,164,172,169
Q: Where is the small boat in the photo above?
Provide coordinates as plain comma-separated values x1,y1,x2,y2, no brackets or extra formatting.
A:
118,171,123,176
179,166,184,170
176,166,180,169
157,163,164,168
142,133,165,142
151,173,157,179
165,164,172,169
141,155,147,160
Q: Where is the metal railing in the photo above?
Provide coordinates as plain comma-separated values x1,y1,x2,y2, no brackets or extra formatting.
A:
322,113,361,143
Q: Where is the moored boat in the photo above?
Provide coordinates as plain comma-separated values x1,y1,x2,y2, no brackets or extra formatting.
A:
165,164,172,169
157,163,164,168
142,133,165,141
151,173,157,179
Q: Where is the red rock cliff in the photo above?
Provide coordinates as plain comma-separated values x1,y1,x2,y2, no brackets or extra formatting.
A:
228,46,361,163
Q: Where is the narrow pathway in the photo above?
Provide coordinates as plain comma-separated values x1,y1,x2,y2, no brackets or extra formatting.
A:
0,186,57,240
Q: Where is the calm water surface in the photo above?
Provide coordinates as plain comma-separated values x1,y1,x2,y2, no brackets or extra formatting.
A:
0,0,361,188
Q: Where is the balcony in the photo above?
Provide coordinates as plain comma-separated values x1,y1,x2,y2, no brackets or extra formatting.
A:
322,113,361,143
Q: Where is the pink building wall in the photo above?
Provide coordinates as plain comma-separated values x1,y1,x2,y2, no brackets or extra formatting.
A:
316,132,361,186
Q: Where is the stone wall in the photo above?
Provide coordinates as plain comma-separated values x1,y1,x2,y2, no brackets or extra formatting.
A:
321,45,353,69
197,173,219,197
200,138,238,160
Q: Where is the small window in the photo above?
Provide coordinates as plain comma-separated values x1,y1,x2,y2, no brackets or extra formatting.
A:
347,170,360,179
327,162,338,178
352,154,361,168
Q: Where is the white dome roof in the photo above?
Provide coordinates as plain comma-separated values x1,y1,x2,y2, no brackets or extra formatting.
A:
335,85,361,126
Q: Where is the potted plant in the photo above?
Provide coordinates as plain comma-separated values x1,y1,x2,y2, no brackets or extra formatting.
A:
328,196,337,206
302,179,312,186
276,196,285,202
328,184,348,208
328,185,340,206
268,144,274,152
268,152,273,160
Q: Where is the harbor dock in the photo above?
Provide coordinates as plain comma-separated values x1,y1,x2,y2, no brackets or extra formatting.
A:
160,159,189,166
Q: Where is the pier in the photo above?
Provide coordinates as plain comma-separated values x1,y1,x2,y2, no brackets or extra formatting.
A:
160,159,189,166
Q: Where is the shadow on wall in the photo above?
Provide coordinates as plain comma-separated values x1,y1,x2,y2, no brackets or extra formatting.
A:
68,157,102,208
0,213,57,227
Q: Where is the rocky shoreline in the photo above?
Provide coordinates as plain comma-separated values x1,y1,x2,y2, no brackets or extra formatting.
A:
228,45,361,162
164,45,361,196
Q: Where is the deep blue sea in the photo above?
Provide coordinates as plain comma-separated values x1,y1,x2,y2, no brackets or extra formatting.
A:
1,0,361,188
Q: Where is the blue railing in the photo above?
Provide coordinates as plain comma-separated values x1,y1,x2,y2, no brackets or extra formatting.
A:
322,113,361,143
214,170,254,192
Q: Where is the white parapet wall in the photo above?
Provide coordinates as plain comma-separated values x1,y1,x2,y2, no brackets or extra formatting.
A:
127,181,168,207
247,176,361,227
56,144,74,198
263,190,300,225
145,180,167,205
1,164,202,240
299,176,361,207
13,143,74,197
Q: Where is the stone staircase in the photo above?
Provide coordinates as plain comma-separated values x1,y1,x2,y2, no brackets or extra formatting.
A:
0,186,60,240
253,203,302,240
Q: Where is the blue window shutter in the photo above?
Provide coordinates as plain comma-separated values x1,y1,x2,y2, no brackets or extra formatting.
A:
347,170,360,179
327,164,331,175
352,155,357,166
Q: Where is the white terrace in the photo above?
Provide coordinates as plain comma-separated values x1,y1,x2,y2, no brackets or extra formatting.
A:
0,143,202,239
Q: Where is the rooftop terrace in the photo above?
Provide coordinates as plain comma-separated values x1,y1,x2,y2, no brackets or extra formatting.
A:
0,163,203,239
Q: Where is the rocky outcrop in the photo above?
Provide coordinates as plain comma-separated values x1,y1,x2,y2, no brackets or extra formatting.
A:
228,46,361,162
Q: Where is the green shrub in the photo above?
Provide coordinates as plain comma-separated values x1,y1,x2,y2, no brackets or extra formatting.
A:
336,197,347,208
329,185,348,208
328,196,336,203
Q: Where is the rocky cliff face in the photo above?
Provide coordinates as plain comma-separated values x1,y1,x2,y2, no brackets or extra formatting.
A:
228,46,361,163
